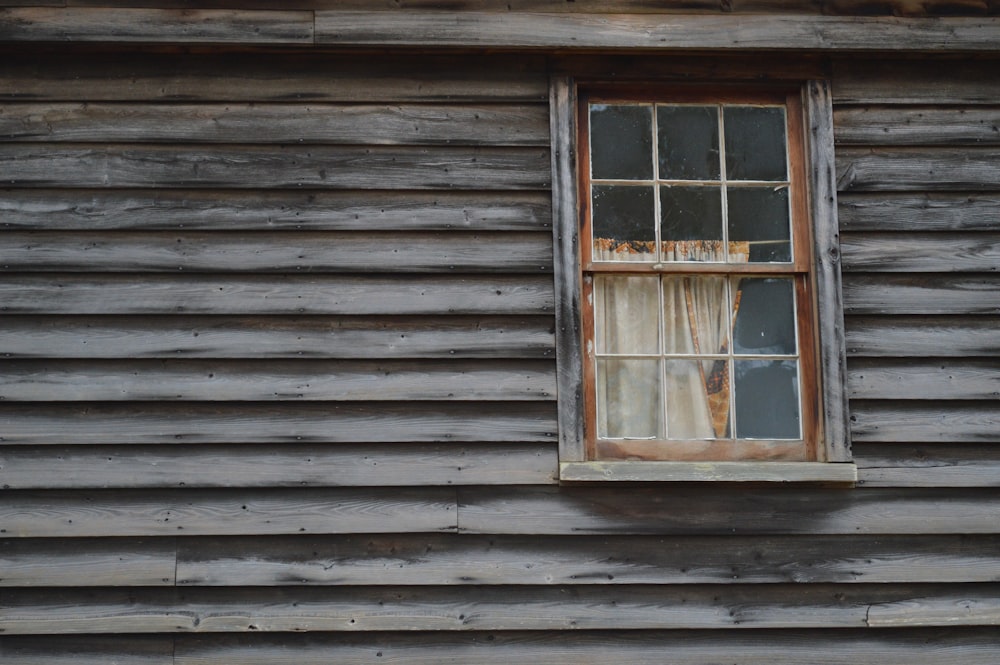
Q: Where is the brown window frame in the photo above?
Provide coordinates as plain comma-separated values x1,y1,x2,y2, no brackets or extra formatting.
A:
551,77,855,483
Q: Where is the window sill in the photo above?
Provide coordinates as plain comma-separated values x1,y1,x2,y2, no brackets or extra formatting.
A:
559,461,857,484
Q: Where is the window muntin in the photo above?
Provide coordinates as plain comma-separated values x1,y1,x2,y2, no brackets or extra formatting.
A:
580,88,818,463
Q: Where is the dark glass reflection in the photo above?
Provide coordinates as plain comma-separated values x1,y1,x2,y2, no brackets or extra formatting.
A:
660,186,723,242
734,360,800,439
657,105,720,181
724,106,787,181
732,278,796,355
590,104,654,180
727,186,792,263
592,185,656,260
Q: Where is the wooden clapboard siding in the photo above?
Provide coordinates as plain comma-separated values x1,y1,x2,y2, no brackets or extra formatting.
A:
834,106,1000,146
5,584,1000,634
857,444,1000,487
0,316,556,359
0,444,559,488
0,231,553,273
838,194,1000,232
845,316,1000,357
0,190,553,231
840,233,1000,272
847,359,1000,400
1,538,177,587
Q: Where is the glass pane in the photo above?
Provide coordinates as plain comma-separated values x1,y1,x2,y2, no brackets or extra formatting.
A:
659,186,724,262
734,360,800,439
662,276,728,355
727,186,792,263
592,185,656,262
724,106,787,182
595,275,660,354
657,105,720,181
597,359,661,439
665,359,731,439
590,104,654,180
732,278,796,355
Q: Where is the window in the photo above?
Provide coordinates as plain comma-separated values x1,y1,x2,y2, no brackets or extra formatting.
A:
551,78,854,483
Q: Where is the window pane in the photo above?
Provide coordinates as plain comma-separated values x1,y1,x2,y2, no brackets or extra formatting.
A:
657,105,720,181
592,185,656,262
724,106,787,182
727,186,792,263
590,104,654,180
665,359,731,439
595,275,660,354
597,359,661,439
732,277,797,355
734,359,800,439
662,276,728,355
659,186,724,262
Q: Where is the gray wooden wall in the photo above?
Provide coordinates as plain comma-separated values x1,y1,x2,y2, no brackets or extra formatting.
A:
1,49,999,664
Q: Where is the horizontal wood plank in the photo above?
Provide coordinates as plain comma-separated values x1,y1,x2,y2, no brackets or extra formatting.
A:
315,12,1000,51
0,275,554,315
0,443,559,488
0,538,175,587
0,103,549,146
0,189,552,232
845,316,1000,356
833,59,1000,104
847,359,1000,399
835,106,1000,146
837,148,1000,191
841,233,1000,272
1,636,173,665
0,402,557,445
175,532,1000,586
0,488,458,537
0,231,553,274
457,486,1000,535
838,193,1000,231
7,585,999,634
0,52,549,103
843,275,1000,315
0,315,555,359
0,7,314,43
0,359,556,401
850,401,1000,442
857,443,1000,487
0,145,551,190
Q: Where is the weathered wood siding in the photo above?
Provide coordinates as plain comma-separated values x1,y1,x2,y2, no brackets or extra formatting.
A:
2,42,999,664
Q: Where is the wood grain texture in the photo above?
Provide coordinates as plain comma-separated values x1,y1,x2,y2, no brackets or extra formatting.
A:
0,231,553,273
836,148,1000,191
845,316,1000,356
834,106,1000,146
857,443,1000,487
833,59,1000,104
0,103,549,146
848,359,1000,399
315,12,1000,51
0,402,557,445
175,532,1000,586
457,486,1000,535
0,145,551,190
838,193,1000,232
0,7,314,42
0,488,458,537
0,51,549,102
841,233,1000,272
0,359,556,401
0,443,559,488
0,636,173,665
6,585,999,634
0,275,554,315
850,401,1000,442
171,629,1000,665
842,275,1000,315
0,538,176,587
0,189,553,232
0,315,556,359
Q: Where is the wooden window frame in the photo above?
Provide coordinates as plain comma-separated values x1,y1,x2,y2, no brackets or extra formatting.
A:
550,76,855,484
